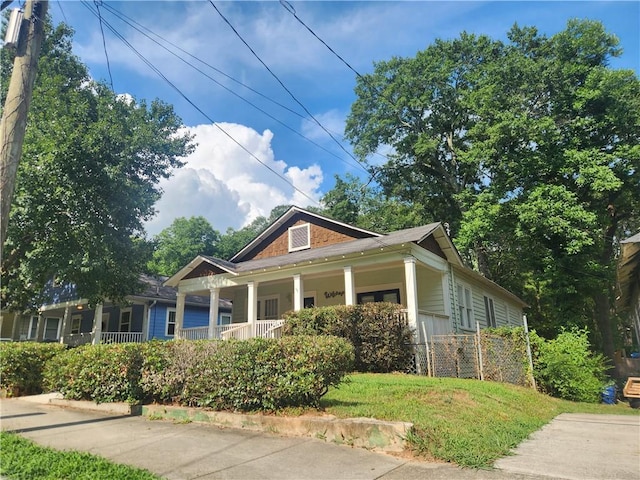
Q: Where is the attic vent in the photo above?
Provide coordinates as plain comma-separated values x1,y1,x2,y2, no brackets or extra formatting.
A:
289,223,310,252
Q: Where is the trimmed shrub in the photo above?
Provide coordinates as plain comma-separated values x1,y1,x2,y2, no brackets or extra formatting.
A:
43,343,144,404
0,342,66,396
530,328,608,403
183,336,354,410
283,303,414,373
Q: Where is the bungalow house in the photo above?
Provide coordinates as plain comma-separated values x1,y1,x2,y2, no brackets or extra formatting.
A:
0,274,232,345
165,207,526,342
616,232,640,377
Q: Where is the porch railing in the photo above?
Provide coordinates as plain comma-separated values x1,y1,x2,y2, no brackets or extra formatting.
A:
100,332,144,344
177,326,209,340
417,311,451,342
256,320,285,338
178,320,286,341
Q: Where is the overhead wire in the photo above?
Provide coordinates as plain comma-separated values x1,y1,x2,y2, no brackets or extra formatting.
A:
78,0,321,208
209,1,372,176
97,3,368,175
94,0,114,91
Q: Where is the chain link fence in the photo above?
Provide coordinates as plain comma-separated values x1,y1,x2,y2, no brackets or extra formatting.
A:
408,328,534,387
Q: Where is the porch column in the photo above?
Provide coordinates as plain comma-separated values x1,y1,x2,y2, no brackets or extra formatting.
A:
247,281,258,336
59,306,71,344
35,314,45,341
10,313,21,340
344,266,355,306
208,287,220,339
404,256,419,333
175,292,186,337
293,274,304,311
92,303,103,345
441,271,452,319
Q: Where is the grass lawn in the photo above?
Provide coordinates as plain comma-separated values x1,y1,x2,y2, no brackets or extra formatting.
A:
320,373,639,468
0,431,161,480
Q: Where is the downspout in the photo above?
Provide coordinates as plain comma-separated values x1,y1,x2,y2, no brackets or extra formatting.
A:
147,301,157,340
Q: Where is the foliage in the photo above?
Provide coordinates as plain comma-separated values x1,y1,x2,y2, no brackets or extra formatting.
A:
1,21,193,310
150,337,353,410
43,343,145,404
321,373,637,469
0,342,66,396
0,432,160,480
43,337,352,410
530,328,609,403
344,19,640,360
147,217,220,276
283,303,414,373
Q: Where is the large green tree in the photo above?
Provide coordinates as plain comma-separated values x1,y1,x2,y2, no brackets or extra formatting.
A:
345,20,640,364
1,21,193,309
147,217,220,276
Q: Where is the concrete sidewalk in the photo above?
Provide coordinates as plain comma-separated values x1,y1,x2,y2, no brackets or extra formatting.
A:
1,396,638,479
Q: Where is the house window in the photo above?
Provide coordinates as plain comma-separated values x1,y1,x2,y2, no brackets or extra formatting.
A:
257,295,279,320
484,296,496,328
220,313,232,325
29,316,38,339
304,296,316,308
119,309,132,333
166,308,176,336
43,317,61,341
457,284,474,329
288,223,310,252
357,289,401,304
71,315,82,334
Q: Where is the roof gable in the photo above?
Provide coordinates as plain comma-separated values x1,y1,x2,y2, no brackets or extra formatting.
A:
230,207,380,262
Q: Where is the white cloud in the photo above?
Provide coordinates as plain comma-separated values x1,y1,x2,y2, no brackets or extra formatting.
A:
145,123,323,236
300,109,346,142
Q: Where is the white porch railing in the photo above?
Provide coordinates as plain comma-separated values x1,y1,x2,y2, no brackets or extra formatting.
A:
100,332,144,343
256,320,285,339
65,333,93,347
177,320,286,341
177,326,209,340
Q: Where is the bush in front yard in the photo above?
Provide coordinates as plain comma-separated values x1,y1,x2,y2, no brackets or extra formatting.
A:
283,303,414,373
183,336,354,410
0,342,66,396
43,343,144,404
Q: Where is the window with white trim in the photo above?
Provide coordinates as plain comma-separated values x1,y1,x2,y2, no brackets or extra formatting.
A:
71,315,82,334
357,289,401,304
166,308,176,336
43,317,61,341
288,223,310,252
20,316,39,340
456,283,474,329
119,309,132,333
484,295,496,328
220,313,232,325
257,295,279,320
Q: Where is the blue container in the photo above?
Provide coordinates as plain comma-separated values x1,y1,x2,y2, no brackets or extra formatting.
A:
601,385,616,404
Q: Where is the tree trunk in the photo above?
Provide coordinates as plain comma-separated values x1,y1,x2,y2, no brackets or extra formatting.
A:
595,216,618,377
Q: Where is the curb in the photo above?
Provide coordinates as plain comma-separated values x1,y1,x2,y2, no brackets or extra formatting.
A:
142,404,412,453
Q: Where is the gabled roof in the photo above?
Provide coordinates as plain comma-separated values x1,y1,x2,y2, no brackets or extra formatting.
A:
617,232,640,311
230,206,381,262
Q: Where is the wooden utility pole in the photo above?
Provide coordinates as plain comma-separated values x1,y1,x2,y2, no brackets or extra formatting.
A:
0,0,49,251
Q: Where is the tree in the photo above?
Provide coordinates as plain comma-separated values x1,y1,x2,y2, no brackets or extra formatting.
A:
147,217,220,276
0,21,194,309
345,20,640,366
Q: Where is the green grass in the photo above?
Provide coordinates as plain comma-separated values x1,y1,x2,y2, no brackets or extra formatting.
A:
320,373,639,468
0,431,161,480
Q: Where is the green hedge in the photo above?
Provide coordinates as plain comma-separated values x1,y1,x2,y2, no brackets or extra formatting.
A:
43,336,353,410
282,303,414,373
0,342,66,396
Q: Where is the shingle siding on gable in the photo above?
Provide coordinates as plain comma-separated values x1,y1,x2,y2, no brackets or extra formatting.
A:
184,262,227,280
417,235,447,260
245,217,368,261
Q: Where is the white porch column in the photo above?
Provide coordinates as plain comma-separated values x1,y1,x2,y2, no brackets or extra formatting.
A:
10,313,21,340
293,274,304,311
404,256,419,333
92,303,103,344
59,306,71,344
441,271,452,319
344,266,355,306
175,292,186,337
247,281,258,336
35,314,45,341
208,287,220,339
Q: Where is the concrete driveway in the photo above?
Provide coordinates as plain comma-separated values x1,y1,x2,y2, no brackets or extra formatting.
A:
1,397,638,479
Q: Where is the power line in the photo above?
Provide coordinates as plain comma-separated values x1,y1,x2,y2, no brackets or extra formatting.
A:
209,1,371,175
97,3,368,175
78,1,321,208
94,0,114,91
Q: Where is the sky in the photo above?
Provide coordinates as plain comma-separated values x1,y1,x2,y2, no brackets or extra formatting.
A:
41,0,640,237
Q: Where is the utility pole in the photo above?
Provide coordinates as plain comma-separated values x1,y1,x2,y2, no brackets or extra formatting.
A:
0,0,49,251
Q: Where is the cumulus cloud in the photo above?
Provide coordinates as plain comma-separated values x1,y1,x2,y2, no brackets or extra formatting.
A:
145,123,323,236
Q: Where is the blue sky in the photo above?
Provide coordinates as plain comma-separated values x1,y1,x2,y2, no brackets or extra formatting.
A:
44,1,640,236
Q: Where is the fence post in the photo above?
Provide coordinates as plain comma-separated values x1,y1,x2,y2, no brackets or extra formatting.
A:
476,321,485,381
421,322,432,377
523,315,537,390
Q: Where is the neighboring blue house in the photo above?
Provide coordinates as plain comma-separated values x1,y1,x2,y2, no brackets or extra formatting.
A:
2,274,232,345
